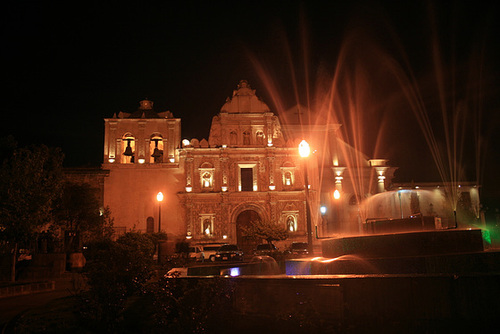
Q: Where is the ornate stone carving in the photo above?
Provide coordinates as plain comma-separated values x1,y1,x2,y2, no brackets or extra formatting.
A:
208,115,221,147
220,80,271,114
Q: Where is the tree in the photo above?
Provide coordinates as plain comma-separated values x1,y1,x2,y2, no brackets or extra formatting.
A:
241,219,288,244
82,232,156,332
53,182,114,249
0,138,64,280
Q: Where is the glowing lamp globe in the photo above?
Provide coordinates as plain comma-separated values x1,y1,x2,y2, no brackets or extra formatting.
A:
333,189,341,200
298,140,310,158
157,192,164,202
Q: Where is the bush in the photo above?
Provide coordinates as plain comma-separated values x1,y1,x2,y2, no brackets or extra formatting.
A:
80,232,155,332
149,276,235,334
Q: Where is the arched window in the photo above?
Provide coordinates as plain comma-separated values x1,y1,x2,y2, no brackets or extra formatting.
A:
149,134,164,163
281,163,295,188
199,215,214,237
121,133,135,164
199,162,214,190
146,217,154,234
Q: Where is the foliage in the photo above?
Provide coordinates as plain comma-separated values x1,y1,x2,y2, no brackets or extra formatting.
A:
89,206,115,242
457,191,477,225
142,230,167,245
53,182,115,245
10,296,85,334
0,139,64,246
241,219,288,244
149,276,235,334
81,232,156,332
53,182,100,232
276,296,338,333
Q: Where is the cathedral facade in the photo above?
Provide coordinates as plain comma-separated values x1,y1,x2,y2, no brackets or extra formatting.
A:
101,81,396,253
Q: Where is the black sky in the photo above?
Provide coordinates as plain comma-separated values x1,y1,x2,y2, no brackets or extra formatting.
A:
1,1,499,203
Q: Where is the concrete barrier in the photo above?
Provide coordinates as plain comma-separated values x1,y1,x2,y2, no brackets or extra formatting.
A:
177,273,500,331
0,281,55,299
321,229,484,258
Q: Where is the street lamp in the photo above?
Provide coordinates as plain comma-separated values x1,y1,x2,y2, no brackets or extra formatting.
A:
157,192,164,232
156,191,163,264
397,190,403,219
333,189,341,233
333,189,340,200
298,140,313,254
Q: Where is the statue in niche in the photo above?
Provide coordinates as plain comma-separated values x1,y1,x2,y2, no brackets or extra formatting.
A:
284,171,292,186
202,172,212,188
243,131,250,145
230,131,237,145
287,216,296,232
203,219,212,236
256,131,264,145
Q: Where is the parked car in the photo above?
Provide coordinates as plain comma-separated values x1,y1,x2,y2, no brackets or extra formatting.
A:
198,243,226,262
286,242,309,258
253,243,281,258
170,245,201,261
165,267,188,277
188,245,203,261
214,244,244,262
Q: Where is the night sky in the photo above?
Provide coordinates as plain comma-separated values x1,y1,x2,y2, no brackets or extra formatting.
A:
1,1,499,204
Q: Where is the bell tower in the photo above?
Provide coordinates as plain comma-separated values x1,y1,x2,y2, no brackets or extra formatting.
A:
103,99,181,166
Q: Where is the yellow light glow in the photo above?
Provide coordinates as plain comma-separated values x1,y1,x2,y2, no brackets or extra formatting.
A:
157,192,164,202
298,140,310,158
138,158,145,164
108,158,115,163
334,189,341,200
269,185,276,191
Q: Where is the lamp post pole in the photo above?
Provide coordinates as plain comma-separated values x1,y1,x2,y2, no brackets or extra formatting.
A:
334,189,341,232
157,192,164,264
398,190,403,219
299,140,313,255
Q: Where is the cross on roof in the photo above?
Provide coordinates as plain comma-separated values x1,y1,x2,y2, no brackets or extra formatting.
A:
294,108,304,123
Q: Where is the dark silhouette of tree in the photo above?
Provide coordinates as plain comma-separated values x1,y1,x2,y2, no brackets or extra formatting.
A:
241,219,288,244
82,232,156,332
53,182,114,249
0,137,64,281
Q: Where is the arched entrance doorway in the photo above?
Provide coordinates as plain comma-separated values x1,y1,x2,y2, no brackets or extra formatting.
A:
236,210,261,257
